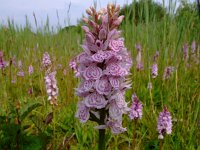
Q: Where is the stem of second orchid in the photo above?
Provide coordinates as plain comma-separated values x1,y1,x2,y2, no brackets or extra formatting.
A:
132,120,138,150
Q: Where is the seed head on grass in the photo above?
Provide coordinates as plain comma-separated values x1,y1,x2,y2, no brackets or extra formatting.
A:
71,4,132,134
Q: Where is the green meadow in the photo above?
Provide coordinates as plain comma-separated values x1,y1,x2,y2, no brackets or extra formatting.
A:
0,0,199,149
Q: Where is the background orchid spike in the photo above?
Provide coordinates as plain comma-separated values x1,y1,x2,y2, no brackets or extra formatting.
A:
71,4,132,134
44,71,58,106
157,106,172,139
129,93,143,120
42,52,52,69
0,51,8,69
163,66,175,80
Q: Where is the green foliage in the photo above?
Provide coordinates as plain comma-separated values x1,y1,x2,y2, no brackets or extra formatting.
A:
20,101,42,121
120,0,166,24
0,0,199,149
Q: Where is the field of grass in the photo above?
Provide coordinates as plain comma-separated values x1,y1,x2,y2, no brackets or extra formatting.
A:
0,1,199,150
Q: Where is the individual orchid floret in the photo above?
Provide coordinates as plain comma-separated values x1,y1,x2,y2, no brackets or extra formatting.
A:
106,118,127,134
163,66,174,80
28,65,34,75
129,93,143,120
42,52,52,69
75,101,90,123
44,71,58,105
157,106,172,139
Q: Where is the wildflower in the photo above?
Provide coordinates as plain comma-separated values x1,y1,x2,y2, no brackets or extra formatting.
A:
44,71,58,105
17,70,24,77
129,93,143,120
183,43,189,61
63,68,67,76
163,66,174,80
157,106,172,139
42,52,51,69
135,43,141,52
151,63,158,78
72,4,132,134
135,44,143,71
28,88,33,95
18,60,22,69
10,56,17,67
0,51,8,69
191,41,196,54
153,51,159,62
28,65,34,75
12,79,16,84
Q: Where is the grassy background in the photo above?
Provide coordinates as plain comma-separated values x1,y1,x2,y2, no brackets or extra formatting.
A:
0,0,199,149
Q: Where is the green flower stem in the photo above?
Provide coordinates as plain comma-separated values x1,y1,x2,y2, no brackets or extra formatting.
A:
98,108,106,150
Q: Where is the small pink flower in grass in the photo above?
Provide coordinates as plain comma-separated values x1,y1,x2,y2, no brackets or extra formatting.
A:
136,49,143,71
28,65,34,75
18,60,22,69
10,56,17,67
28,88,33,95
129,93,143,120
63,68,67,76
17,70,24,77
69,58,81,77
0,51,8,69
42,52,51,69
136,62,143,71
135,43,141,52
0,60,8,69
191,41,196,54
183,43,189,61
153,51,159,62
151,63,158,78
44,71,58,105
157,106,172,139
163,66,174,80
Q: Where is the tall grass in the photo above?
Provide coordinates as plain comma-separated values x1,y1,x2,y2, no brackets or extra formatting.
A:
0,0,199,149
